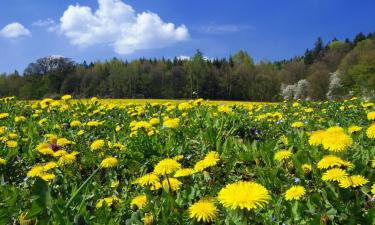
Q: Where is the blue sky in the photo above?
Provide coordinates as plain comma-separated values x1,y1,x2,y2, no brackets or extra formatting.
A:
0,0,375,73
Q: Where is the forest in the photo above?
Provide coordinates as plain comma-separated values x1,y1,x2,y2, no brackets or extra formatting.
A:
0,32,374,101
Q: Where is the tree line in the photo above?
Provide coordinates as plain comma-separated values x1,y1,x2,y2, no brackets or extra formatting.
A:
1,31,374,101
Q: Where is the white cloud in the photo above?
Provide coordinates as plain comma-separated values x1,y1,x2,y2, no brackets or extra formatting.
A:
0,22,31,39
59,0,189,54
32,18,55,27
199,24,252,34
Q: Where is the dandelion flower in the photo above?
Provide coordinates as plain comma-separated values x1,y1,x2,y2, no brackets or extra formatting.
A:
58,153,77,166
41,173,55,182
322,131,352,152
274,150,292,162
317,155,352,169
339,175,369,188
348,125,362,134
0,157,6,165
218,181,270,210
285,185,306,201
130,195,147,209
6,140,18,148
291,121,304,128
90,139,105,151
302,164,312,173
322,168,348,182
163,118,180,128
308,130,326,146
27,165,44,177
366,123,375,139
100,157,118,168
371,184,375,197
43,162,58,171
162,178,182,191
189,199,218,223
367,111,375,120
153,158,181,175
174,168,195,178
133,173,160,186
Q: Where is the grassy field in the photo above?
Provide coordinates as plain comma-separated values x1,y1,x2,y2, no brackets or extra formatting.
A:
0,96,374,224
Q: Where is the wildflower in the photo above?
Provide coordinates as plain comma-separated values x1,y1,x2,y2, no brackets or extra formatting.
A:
274,150,292,161
0,157,6,165
133,173,160,186
96,196,120,208
70,120,81,127
291,121,304,128
218,181,270,210
189,199,218,223
0,113,9,119
162,178,182,191
371,184,375,197
338,175,369,188
143,213,154,225
322,131,352,152
322,168,348,182
41,173,55,182
348,125,362,134
130,195,147,209
285,185,306,201
367,111,375,120
302,164,312,174
174,168,195,178
6,140,18,148
280,135,289,146
308,130,326,146
317,155,352,169
27,165,44,177
61,95,72,100
153,158,181,175
90,139,105,151
100,157,118,168
163,118,180,129
58,153,77,166
367,123,375,139
43,162,58,171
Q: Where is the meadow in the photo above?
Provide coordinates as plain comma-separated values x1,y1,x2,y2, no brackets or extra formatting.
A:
0,96,374,225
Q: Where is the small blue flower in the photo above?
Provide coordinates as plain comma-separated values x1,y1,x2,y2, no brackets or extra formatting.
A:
294,177,301,183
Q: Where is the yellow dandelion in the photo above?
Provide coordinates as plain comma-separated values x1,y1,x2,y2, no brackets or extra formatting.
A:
70,120,81,127
61,94,72,100
322,131,352,152
153,158,181,175
58,153,77,166
348,125,362,134
367,111,375,120
6,140,18,148
90,139,105,151
371,184,375,197
174,168,195,178
189,199,218,223
366,123,375,139
163,118,180,128
302,164,312,173
322,168,348,182
339,175,369,188
130,194,147,209
100,157,118,168
27,165,44,177
41,173,55,182
203,151,220,167
162,178,182,191
143,213,154,225
133,173,160,186
291,121,304,128
274,150,292,161
217,181,270,210
53,150,68,157
285,185,306,201
0,157,6,165
308,130,326,146
317,155,352,169
43,162,58,171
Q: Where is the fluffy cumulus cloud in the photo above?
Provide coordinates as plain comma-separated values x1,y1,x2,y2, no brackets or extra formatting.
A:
0,22,31,39
59,0,189,54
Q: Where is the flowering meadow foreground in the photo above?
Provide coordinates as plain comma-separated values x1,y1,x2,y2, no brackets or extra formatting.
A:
0,96,375,225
